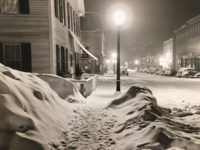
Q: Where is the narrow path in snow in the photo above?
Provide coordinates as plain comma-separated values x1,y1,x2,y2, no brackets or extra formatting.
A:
64,106,117,150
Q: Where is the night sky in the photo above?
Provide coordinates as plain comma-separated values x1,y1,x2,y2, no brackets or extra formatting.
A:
85,0,200,64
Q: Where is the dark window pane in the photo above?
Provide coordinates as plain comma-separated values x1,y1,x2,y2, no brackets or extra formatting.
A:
66,48,68,72
61,46,65,72
63,0,66,25
5,46,9,59
59,0,63,23
67,3,70,29
54,0,58,18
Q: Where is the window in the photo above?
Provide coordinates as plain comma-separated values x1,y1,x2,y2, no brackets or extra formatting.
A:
70,54,73,67
61,46,65,72
0,42,31,72
65,48,68,72
59,0,63,23
77,15,80,36
70,6,73,31
0,0,19,14
0,0,29,14
4,44,21,70
56,45,61,75
54,0,67,25
67,2,70,29
63,0,66,25
56,44,69,76
73,11,76,33
76,14,78,35
54,0,59,18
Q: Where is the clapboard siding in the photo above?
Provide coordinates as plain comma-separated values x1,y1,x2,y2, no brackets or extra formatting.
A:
50,0,71,74
0,0,51,73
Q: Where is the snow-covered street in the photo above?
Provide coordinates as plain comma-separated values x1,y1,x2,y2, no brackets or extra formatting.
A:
66,71,200,150
88,71,200,109
1,65,200,150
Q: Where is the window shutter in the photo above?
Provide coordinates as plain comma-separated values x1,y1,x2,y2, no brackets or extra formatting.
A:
59,0,63,23
21,43,32,72
0,43,3,63
54,0,58,18
19,0,30,14
56,45,61,75
66,48,68,72
67,3,70,29
63,0,66,25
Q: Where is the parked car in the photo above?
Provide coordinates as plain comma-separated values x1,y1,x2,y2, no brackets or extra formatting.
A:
156,69,165,76
120,66,129,76
176,68,198,78
141,68,150,73
194,72,200,78
164,69,177,76
149,68,159,74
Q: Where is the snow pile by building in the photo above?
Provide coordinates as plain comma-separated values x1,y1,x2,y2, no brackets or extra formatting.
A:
37,74,84,103
0,64,80,150
108,84,200,150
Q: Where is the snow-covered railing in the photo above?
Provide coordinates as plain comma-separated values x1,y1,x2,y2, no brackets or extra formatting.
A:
70,75,98,97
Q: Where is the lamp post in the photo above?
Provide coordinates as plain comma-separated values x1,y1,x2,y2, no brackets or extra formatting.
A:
113,9,126,92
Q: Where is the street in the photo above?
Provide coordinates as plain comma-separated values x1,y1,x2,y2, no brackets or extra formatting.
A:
88,71,200,109
69,71,200,150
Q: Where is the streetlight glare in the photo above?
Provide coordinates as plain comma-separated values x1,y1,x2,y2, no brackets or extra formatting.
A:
112,59,116,63
107,3,132,30
113,9,126,26
112,52,117,58
105,59,111,64
135,60,139,65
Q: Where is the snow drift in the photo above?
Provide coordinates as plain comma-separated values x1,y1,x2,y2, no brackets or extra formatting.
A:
37,74,84,103
108,84,200,150
0,64,79,150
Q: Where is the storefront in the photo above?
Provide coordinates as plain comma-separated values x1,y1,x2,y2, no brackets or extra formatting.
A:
181,55,200,71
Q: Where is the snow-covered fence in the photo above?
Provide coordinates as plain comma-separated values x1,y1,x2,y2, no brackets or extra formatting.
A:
71,75,98,97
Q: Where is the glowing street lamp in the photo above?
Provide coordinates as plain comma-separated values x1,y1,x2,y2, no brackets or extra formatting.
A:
135,60,139,65
112,8,127,92
111,52,117,59
105,59,111,64
113,10,127,26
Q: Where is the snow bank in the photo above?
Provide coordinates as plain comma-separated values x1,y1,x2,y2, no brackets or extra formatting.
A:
37,74,84,103
0,64,77,150
108,84,200,150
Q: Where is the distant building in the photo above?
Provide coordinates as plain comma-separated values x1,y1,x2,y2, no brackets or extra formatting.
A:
175,14,200,71
80,12,104,74
162,38,176,70
141,56,159,69
0,0,97,78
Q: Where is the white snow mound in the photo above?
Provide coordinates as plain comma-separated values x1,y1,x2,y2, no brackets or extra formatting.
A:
108,84,200,150
37,74,85,103
0,64,77,150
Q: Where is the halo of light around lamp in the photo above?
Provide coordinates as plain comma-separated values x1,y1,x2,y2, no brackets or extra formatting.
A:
113,9,126,26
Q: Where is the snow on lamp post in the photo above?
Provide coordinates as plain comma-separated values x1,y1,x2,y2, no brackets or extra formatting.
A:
112,9,126,92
